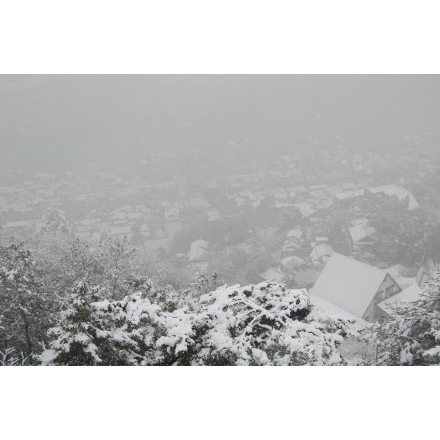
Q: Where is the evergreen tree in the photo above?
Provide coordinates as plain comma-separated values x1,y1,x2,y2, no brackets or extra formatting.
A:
42,282,139,366
96,237,140,300
366,266,440,365
41,207,70,235
155,281,359,366
0,240,51,362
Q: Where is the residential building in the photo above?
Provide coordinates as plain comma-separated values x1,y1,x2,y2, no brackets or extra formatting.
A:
311,253,401,322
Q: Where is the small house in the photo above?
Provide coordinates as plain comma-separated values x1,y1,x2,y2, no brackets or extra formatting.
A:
188,239,209,263
376,283,423,322
260,267,288,284
311,253,401,322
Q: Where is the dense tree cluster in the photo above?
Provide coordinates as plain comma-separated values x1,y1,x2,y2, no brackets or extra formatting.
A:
0,240,52,363
0,216,361,365
311,193,440,269
38,278,360,366
2,208,440,366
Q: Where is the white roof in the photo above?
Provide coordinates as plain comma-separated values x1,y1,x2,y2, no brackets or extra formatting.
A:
207,210,220,221
384,264,407,277
252,200,261,208
190,261,209,272
368,185,419,210
260,267,287,283
394,276,417,290
311,253,388,318
352,218,368,226
294,203,316,218
189,239,209,262
315,236,329,242
281,255,304,270
310,243,334,261
310,295,367,326
317,199,334,209
334,189,364,200
349,224,369,243
384,264,416,289
110,225,132,235
287,228,303,239
377,283,423,316
2,220,36,228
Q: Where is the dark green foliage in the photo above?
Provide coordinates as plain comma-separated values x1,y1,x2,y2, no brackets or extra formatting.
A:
0,241,52,362
366,267,440,365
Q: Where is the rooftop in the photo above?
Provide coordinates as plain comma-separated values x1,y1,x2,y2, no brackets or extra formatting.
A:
189,239,209,262
260,267,288,284
377,283,423,316
311,253,388,318
309,295,367,327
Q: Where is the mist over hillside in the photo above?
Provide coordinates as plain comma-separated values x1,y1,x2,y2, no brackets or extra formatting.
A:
2,75,440,367
1,75,439,172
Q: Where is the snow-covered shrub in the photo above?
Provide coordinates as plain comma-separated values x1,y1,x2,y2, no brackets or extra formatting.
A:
41,282,141,366
39,278,177,366
0,348,28,366
111,290,164,365
155,281,360,366
41,208,70,235
154,306,209,365
0,240,51,360
365,267,440,365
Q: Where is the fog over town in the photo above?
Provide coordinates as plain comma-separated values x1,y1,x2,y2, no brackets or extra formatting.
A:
1,74,440,366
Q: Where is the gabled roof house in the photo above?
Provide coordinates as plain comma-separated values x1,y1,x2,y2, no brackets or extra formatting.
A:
311,253,401,322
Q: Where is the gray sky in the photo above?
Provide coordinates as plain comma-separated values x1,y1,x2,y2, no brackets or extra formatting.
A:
1,75,439,171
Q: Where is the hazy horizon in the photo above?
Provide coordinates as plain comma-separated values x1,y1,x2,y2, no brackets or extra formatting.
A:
1,74,439,172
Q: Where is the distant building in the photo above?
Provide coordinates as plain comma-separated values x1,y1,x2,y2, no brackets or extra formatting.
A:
348,219,375,245
188,239,209,263
260,267,288,284
143,237,170,252
281,255,305,271
293,203,316,218
74,231,102,243
367,185,419,210
315,236,329,243
283,228,303,252
384,264,416,289
109,225,133,241
334,189,365,201
310,243,334,266
1,220,42,234
207,210,221,222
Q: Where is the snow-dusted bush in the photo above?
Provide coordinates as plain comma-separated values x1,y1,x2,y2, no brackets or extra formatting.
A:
40,282,141,366
38,278,361,366
0,240,52,361
365,267,440,365
0,348,28,366
40,278,179,366
0,230,361,366
155,281,360,366
41,208,70,235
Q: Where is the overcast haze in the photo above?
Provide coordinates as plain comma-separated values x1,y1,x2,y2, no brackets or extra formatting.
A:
1,75,439,171
2,74,440,367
